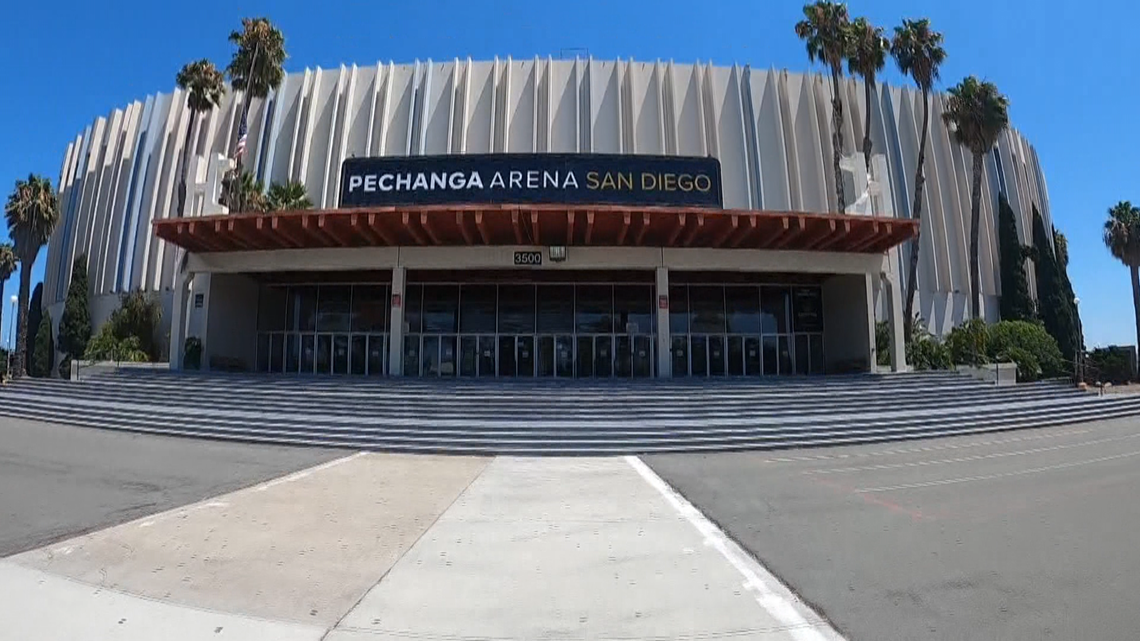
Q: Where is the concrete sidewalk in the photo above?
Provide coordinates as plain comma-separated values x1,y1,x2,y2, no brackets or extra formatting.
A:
1,451,838,640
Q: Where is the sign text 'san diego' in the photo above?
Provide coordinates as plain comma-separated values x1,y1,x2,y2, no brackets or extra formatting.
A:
339,154,723,208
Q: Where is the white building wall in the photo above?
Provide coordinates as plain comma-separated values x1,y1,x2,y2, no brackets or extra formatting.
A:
48,59,1051,339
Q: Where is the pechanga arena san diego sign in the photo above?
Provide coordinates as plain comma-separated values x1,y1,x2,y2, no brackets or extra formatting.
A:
339,153,722,208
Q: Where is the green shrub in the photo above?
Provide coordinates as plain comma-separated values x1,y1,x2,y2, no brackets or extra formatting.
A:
183,336,203,370
906,319,952,371
57,356,72,380
106,290,162,361
84,324,149,363
0,347,8,379
875,320,891,367
31,312,54,378
945,318,989,366
986,320,1066,381
1086,346,1136,384
58,256,92,360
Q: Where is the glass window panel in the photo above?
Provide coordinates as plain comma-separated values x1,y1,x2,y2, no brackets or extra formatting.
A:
575,285,613,334
614,336,632,377
537,336,555,376
668,286,689,334
595,336,613,377
351,285,389,333
478,336,496,377
300,334,315,373
708,335,726,376
422,285,459,333
269,334,284,373
257,287,287,331
689,286,726,333
351,335,367,375
316,335,332,373
256,334,270,372
460,285,497,333
422,336,440,376
795,334,810,375
367,334,385,376
555,335,574,377
576,336,594,377
613,285,652,335
762,335,778,375
792,287,824,333
460,336,478,377
671,336,689,376
727,336,744,375
287,286,317,332
745,337,762,376
778,336,793,375
537,285,574,333
285,334,300,372
403,335,421,376
440,336,457,376
403,285,424,334
725,286,761,334
761,286,791,334
633,335,653,378
316,285,352,332
332,335,349,374
498,336,517,377
690,336,708,376
498,285,536,333
809,334,826,375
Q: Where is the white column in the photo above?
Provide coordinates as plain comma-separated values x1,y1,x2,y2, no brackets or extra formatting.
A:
655,266,671,378
883,271,908,372
388,266,406,376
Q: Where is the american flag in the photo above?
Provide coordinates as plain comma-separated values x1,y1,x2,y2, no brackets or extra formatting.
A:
234,112,248,159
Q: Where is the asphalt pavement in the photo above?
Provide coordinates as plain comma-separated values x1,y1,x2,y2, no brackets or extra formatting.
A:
0,417,339,557
647,417,1140,641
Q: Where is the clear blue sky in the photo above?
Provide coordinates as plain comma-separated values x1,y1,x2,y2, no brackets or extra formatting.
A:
1,0,1135,347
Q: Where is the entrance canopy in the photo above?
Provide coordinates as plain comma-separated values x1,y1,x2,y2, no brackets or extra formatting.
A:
154,204,917,254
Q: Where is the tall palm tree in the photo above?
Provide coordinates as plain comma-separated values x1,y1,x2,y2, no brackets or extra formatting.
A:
174,60,225,218
226,17,286,211
847,17,888,174
221,171,268,213
266,181,313,211
1104,201,1140,358
0,242,15,353
795,1,852,212
941,76,1009,320
892,18,946,339
4,176,59,377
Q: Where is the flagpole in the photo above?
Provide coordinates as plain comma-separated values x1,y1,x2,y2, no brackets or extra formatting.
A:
233,35,260,213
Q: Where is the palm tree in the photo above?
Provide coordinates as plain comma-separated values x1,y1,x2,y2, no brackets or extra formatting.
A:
847,17,888,174
941,76,1009,320
795,1,852,212
892,18,946,339
266,181,313,211
1104,201,1140,358
0,243,15,352
174,60,225,218
4,176,60,377
222,171,268,213
226,17,286,211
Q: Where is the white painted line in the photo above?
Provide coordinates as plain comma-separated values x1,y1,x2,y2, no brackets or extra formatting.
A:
858,448,1140,493
625,456,843,641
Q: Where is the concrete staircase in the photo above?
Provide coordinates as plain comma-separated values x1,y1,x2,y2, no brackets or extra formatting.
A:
0,370,1137,455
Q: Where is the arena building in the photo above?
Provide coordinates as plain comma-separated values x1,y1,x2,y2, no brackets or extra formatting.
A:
41,58,1053,378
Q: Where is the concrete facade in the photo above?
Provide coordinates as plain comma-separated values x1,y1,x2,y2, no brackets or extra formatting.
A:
43,58,1052,367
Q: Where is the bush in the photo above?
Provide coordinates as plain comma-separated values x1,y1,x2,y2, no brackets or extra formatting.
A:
0,347,7,379
106,290,162,361
84,324,149,363
57,356,72,380
1086,346,1136,385
986,320,1066,381
945,318,989,366
31,312,54,378
58,256,92,360
906,319,952,371
184,336,203,370
875,320,891,367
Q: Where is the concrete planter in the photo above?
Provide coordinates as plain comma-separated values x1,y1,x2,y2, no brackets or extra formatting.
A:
956,362,1018,386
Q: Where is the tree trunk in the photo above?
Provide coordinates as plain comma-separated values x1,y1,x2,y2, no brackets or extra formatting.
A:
862,80,873,175
830,70,847,213
13,262,31,378
969,152,984,321
1132,265,1140,365
176,112,195,218
902,89,932,340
